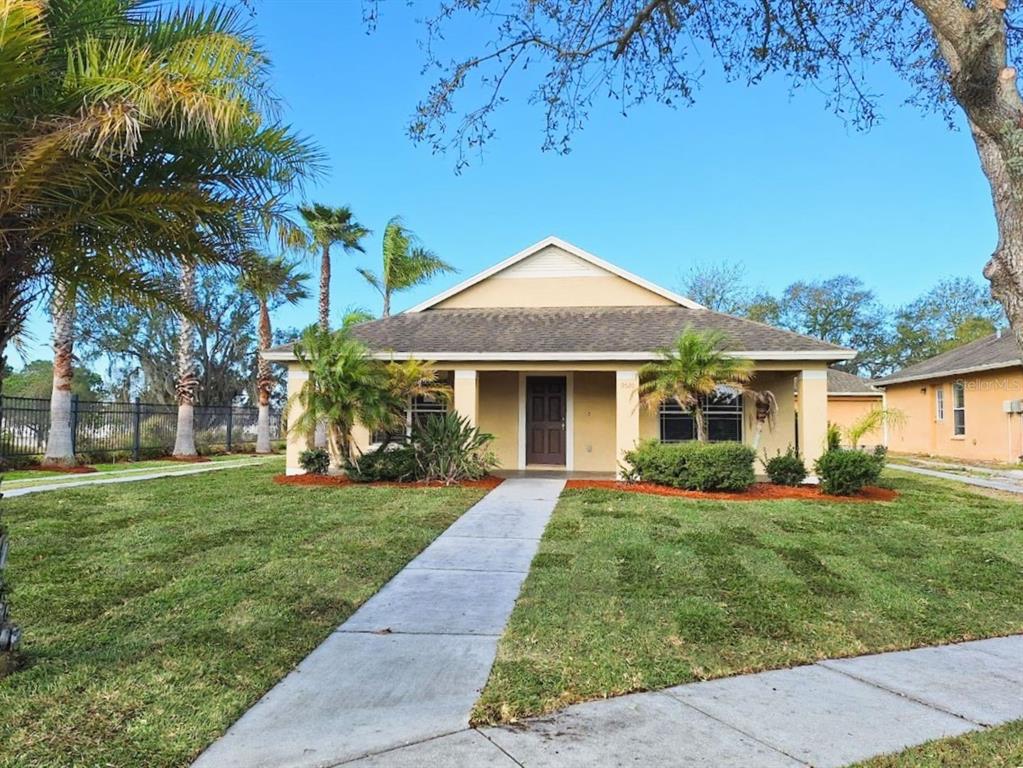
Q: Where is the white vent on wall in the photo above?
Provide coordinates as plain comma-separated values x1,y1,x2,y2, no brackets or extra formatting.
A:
497,245,609,279
1004,399,1023,413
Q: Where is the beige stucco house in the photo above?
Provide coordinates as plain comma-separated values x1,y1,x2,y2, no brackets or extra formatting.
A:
876,332,1023,463
266,237,855,477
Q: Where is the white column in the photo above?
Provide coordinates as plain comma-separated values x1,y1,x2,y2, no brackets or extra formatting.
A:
453,369,479,427
797,368,829,479
615,370,641,479
285,366,310,475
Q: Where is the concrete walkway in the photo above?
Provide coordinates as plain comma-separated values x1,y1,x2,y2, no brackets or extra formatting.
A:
340,634,1023,767
2,457,273,497
889,463,1023,494
193,478,565,768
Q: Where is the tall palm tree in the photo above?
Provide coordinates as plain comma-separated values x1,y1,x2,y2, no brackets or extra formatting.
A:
42,278,78,465
241,255,310,453
639,328,753,442
358,217,454,317
289,326,394,471
299,204,370,330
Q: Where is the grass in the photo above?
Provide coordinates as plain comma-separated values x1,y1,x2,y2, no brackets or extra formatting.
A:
1,453,261,485
0,460,489,768
853,720,1023,767
473,471,1023,724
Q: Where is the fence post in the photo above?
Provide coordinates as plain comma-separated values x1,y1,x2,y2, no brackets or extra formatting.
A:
132,398,142,461
226,407,233,453
70,394,79,456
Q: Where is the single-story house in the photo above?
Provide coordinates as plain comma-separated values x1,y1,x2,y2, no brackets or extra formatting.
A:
265,237,856,476
808,368,884,447
875,332,1023,463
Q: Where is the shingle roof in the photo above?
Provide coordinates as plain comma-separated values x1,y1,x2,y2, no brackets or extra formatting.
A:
876,332,1022,386
265,306,853,360
827,368,881,396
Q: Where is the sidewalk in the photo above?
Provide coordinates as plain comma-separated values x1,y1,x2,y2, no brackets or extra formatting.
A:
193,478,565,768
889,463,1023,494
2,456,273,497
345,634,1023,767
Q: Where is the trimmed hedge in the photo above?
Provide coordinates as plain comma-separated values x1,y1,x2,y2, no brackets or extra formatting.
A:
814,447,886,496
624,440,756,491
298,448,330,475
764,447,807,486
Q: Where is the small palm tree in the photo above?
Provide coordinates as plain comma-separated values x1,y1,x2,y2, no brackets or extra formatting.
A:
358,217,454,317
299,204,370,331
290,326,394,470
844,407,907,449
242,255,310,453
640,328,753,442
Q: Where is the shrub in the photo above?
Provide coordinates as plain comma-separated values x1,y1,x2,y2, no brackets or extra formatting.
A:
764,447,807,486
825,421,842,452
814,449,880,496
410,413,497,484
298,448,330,475
347,446,417,482
623,440,755,491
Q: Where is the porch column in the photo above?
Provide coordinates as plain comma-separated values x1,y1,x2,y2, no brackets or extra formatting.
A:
285,365,311,476
453,369,479,427
615,370,641,479
797,368,829,478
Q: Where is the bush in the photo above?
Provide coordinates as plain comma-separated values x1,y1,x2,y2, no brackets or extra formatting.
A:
347,446,417,482
764,447,807,486
410,413,496,484
814,449,883,496
623,440,755,491
825,421,842,452
298,448,330,475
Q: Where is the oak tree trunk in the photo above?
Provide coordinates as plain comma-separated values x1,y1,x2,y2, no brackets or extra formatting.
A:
43,280,77,466
255,299,273,454
173,263,199,457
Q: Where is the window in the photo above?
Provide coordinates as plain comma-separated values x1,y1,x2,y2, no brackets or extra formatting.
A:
952,381,966,436
935,387,944,421
659,389,743,443
371,394,449,445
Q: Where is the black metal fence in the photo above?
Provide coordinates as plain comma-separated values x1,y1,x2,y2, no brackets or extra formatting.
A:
0,396,281,460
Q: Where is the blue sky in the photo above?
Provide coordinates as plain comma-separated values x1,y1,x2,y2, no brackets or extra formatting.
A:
14,1,996,365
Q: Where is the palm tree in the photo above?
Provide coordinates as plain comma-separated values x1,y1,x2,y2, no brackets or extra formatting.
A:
299,204,370,330
42,279,78,465
241,255,310,453
639,328,753,442
289,326,394,471
358,217,454,317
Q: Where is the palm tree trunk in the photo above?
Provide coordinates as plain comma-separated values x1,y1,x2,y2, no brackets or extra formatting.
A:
44,280,77,466
318,244,331,332
382,290,391,318
694,404,707,442
255,299,273,454
173,263,199,457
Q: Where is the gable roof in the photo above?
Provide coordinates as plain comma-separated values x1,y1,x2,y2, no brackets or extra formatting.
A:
827,368,881,396
406,236,704,312
264,306,855,362
876,332,1022,386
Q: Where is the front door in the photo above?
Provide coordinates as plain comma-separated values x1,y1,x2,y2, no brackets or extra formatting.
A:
526,377,567,466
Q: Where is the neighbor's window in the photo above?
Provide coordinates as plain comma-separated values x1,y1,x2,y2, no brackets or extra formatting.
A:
935,387,944,421
952,381,966,436
659,389,743,443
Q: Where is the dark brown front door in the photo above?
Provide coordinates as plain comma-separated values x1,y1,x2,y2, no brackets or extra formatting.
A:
526,377,566,466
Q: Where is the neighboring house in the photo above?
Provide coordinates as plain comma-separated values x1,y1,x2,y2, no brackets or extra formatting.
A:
266,237,855,476
822,368,884,447
876,332,1023,463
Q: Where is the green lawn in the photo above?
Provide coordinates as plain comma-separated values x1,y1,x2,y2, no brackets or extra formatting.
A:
474,471,1023,724
1,453,264,486
0,461,489,768
854,720,1023,767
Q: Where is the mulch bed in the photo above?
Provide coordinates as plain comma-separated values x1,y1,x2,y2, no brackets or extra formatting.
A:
565,480,898,503
29,464,98,474
273,474,504,490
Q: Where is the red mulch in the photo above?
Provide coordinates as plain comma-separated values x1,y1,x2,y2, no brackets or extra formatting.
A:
273,474,504,490
30,464,98,474
163,455,212,463
565,480,898,503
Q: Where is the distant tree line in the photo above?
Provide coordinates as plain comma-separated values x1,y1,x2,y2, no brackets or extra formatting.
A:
678,263,1006,378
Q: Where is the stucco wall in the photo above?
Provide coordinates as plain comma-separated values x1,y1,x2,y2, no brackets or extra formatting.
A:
573,371,618,472
827,396,884,447
435,275,675,309
477,371,519,469
884,368,1023,463
752,371,798,466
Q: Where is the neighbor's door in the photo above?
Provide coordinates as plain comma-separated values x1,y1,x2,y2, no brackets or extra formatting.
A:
526,377,567,466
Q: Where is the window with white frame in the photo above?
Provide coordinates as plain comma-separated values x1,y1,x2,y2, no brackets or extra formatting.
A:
659,389,743,443
952,381,966,436
935,387,944,421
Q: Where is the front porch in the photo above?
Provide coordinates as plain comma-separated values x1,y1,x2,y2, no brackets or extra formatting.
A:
285,364,832,477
